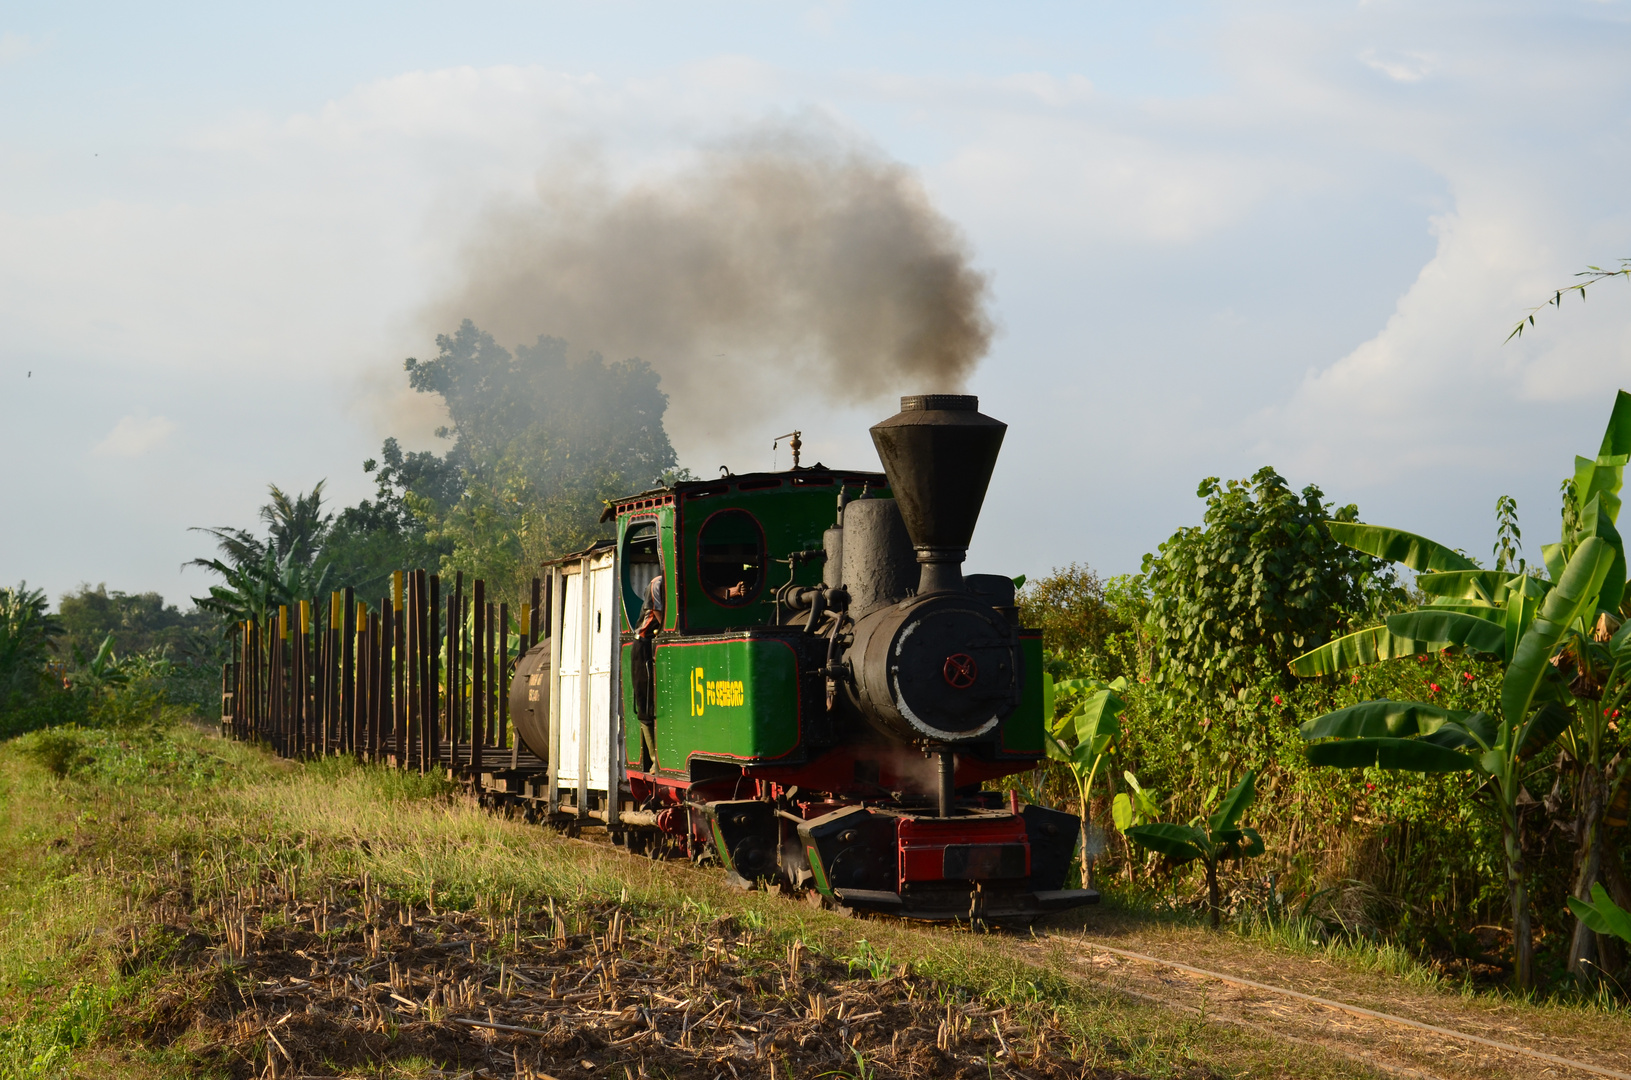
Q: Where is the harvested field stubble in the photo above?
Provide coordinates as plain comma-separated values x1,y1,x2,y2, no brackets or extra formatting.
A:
132,864,1166,1080
5,729,1348,1078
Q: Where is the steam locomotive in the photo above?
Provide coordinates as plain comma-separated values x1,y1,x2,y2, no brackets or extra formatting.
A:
505,395,1095,922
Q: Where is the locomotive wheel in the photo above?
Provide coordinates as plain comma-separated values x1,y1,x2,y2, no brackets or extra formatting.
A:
728,837,774,882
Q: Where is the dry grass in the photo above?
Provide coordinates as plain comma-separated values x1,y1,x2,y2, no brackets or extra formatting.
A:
0,722,1389,1079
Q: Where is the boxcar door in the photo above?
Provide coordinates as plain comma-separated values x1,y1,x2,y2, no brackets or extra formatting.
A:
587,552,615,789
553,550,622,813
556,566,584,787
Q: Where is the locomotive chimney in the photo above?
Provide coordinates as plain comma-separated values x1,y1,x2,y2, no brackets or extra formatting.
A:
869,394,1006,596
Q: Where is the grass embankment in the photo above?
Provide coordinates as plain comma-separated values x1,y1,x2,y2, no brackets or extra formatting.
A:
0,721,1387,1080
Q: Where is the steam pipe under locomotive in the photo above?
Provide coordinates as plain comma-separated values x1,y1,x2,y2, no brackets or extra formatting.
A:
506,395,1096,922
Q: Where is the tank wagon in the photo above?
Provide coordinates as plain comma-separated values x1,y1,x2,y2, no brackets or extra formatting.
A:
503,395,1095,922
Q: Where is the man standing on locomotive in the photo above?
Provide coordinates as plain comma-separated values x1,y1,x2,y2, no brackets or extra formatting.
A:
632,573,664,769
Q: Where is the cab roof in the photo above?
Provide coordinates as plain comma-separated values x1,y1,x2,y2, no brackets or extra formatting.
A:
598,464,889,523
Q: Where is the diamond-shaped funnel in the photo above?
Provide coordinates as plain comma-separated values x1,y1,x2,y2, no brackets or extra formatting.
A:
868,395,1006,594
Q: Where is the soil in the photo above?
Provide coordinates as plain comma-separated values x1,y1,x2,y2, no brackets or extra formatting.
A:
1031,905,1631,1080
124,873,1187,1080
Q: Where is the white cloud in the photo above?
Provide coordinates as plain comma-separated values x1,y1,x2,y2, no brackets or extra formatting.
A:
1359,48,1434,83
0,32,44,66
92,415,177,458
7,1,1631,596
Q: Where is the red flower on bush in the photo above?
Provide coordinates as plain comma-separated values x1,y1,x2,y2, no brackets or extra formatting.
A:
1428,683,1440,694
1272,695,1283,706
1462,672,1474,682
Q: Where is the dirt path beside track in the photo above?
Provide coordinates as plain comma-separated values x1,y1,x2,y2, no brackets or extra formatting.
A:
1026,910,1631,1080
570,825,1631,1080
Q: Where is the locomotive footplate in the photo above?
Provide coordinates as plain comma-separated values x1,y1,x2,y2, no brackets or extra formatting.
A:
797,802,1098,921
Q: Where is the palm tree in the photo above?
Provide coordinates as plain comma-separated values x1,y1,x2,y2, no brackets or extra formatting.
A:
189,483,336,630
262,482,332,567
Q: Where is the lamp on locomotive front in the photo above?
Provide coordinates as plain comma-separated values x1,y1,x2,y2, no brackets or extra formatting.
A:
846,394,1017,817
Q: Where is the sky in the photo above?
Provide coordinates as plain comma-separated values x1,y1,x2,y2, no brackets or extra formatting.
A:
3,1,1631,607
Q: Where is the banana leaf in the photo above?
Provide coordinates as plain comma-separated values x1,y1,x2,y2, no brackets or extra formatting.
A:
1568,882,1631,945
1386,610,1508,658
1207,770,1257,835
1599,390,1631,460
1542,542,1567,584
1072,689,1122,754
1504,585,1540,664
1502,536,1614,729
1578,496,1626,619
1578,452,1629,527
1305,737,1477,773
1288,625,1443,677
1216,825,1266,860
1113,771,1162,831
1518,701,1574,761
1300,699,1473,741
1420,598,1509,618
1124,822,1207,865
1416,571,1518,603
1325,522,1479,572
1044,732,1093,767
1424,714,1498,750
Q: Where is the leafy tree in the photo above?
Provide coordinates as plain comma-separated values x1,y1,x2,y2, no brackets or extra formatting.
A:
320,438,457,597
404,321,677,490
0,583,61,706
1018,563,1124,656
1141,467,1401,708
399,321,682,603
56,584,212,663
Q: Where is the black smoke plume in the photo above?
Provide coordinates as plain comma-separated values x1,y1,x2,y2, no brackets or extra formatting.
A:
427,119,994,435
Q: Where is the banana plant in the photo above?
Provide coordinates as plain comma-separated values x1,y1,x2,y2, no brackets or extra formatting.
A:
1045,675,1126,887
1125,770,1265,927
1289,390,1631,988
1112,770,1162,832
75,633,132,693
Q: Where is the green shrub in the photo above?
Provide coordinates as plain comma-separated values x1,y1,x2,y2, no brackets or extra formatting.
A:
1140,467,1403,708
23,726,94,779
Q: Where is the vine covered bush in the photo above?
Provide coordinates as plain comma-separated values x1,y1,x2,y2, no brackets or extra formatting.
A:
1015,473,1573,982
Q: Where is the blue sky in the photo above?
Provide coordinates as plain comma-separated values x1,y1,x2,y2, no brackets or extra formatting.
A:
3,2,1631,605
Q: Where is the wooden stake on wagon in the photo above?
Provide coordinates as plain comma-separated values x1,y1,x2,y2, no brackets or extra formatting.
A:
428,573,441,772
472,578,485,775
394,571,406,768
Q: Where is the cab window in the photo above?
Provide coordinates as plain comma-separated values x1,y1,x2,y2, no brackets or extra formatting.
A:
622,521,662,626
697,510,765,606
